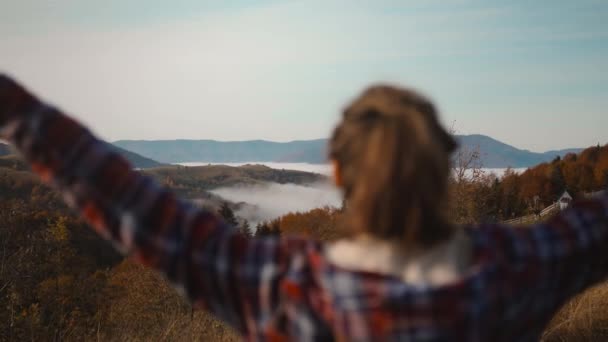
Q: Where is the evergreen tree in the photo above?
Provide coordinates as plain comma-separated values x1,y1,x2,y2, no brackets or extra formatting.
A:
239,220,252,237
218,202,238,227
255,221,280,237
549,164,566,199
255,222,268,237
270,220,281,236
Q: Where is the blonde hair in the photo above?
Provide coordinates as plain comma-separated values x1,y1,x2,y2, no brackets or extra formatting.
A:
329,85,457,247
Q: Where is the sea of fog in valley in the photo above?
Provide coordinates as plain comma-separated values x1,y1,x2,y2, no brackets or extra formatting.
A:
210,182,342,225
180,162,527,224
177,162,526,177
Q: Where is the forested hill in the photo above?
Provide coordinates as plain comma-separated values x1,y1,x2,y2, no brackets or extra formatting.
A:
0,158,246,341
113,135,583,168
0,155,324,340
144,164,325,199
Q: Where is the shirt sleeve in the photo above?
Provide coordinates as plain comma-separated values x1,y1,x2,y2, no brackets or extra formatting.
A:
0,74,304,335
489,191,608,316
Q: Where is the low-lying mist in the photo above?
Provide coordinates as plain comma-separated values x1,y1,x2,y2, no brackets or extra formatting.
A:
210,182,342,225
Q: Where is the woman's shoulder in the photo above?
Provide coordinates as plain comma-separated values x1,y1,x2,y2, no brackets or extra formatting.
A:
323,230,474,287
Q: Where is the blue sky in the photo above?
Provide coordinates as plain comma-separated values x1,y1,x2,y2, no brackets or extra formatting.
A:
1,0,606,152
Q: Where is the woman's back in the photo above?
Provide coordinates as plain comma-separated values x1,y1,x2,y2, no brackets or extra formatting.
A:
221,213,608,341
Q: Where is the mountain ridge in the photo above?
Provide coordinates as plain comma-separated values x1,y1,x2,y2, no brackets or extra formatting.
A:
0,142,165,169
114,135,585,168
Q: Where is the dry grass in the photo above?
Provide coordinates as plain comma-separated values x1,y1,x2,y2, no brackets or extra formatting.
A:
95,261,240,342
86,277,608,341
542,282,608,341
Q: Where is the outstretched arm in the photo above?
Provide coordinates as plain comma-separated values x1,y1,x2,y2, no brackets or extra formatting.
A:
0,75,302,336
488,189,608,317
524,193,608,278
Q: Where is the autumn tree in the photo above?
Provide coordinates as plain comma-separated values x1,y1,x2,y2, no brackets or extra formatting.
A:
449,142,489,223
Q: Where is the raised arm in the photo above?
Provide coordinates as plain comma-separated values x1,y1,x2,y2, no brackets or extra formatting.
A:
526,193,607,277
486,189,608,317
0,75,303,336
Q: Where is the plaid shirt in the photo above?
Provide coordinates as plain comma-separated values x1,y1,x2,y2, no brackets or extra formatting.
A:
1,75,607,341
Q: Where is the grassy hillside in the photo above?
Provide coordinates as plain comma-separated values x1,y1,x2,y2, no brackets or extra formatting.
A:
0,154,330,340
0,165,239,341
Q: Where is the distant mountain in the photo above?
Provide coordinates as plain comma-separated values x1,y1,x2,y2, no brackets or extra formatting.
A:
0,142,164,169
114,139,328,164
114,136,583,169
108,145,166,169
457,135,583,168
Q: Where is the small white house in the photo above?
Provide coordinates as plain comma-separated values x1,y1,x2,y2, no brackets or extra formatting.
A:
558,191,573,210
